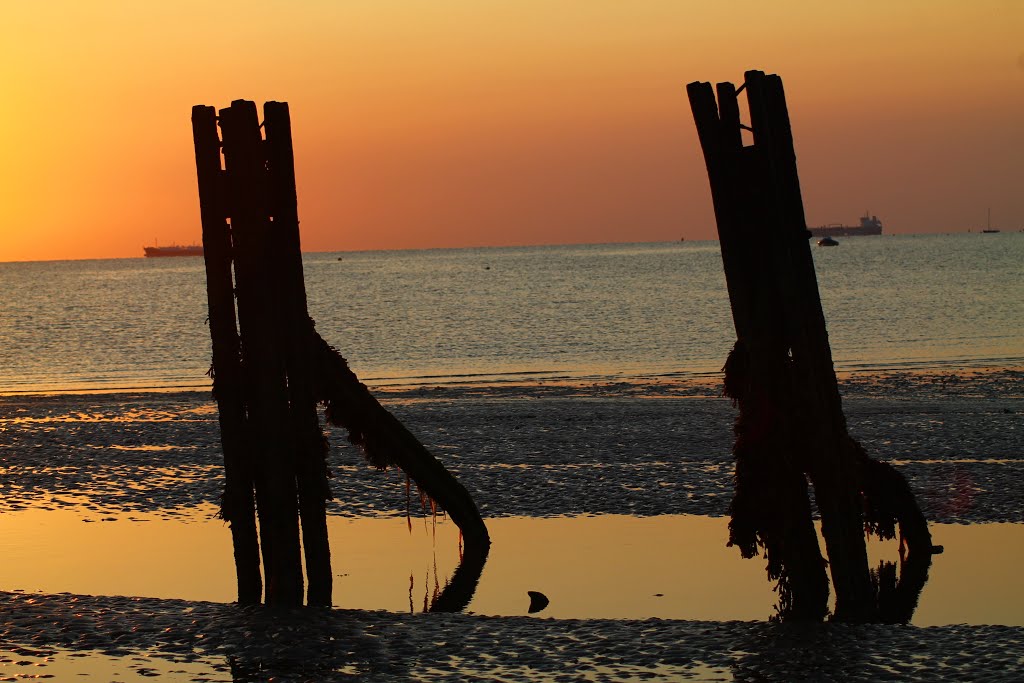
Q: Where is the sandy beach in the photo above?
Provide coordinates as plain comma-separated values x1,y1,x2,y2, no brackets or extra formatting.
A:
1,368,1022,680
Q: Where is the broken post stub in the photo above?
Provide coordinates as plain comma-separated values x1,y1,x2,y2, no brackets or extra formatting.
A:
687,71,935,622
192,99,490,608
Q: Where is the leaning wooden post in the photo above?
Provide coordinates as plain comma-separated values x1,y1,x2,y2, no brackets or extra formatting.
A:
688,71,935,622
192,105,262,605
743,71,874,619
312,335,491,548
219,100,305,607
688,80,829,620
263,101,334,607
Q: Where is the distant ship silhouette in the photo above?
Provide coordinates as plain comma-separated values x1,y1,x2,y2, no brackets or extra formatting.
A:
808,213,883,238
144,243,204,257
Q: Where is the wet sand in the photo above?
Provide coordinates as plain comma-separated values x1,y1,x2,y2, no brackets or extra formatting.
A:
2,590,1023,681
1,368,1022,680
2,368,1021,522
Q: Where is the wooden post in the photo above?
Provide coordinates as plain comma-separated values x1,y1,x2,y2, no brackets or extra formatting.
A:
195,98,490,609
743,71,875,620
312,335,491,548
688,80,829,620
263,101,334,607
192,105,262,605
219,100,305,607
687,71,933,622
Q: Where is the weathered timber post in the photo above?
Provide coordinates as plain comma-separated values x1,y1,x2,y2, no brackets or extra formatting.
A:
219,100,305,607
192,105,262,605
688,78,830,620
193,99,489,608
687,71,934,622
311,335,490,548
263,101,333,607
744,72,875,620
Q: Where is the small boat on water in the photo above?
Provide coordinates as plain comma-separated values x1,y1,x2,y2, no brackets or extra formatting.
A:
817,236,839,247
979,208,1000,233
144,244,204,257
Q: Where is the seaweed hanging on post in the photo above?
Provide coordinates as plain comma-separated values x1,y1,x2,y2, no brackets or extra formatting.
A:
311,335,489,548
687,71,937,622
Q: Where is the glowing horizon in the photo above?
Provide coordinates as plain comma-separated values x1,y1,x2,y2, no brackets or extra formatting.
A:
2,1,1021,262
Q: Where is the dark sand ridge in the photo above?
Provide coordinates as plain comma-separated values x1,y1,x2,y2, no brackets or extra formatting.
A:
0,367,1022,680
1,368,1021,522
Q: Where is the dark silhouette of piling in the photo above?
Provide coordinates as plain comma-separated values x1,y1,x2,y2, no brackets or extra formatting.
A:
263,101,334,607
192,105,262,605
688,71,934,622
311,334,490,548
218,100,305,607
193,99,489,608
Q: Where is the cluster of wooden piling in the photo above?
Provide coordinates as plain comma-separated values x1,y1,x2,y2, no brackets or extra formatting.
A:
189,78,928,620
192,100,488,608
687,72,935,621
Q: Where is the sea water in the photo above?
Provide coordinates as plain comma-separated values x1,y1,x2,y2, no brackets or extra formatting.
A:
0,233,1021,394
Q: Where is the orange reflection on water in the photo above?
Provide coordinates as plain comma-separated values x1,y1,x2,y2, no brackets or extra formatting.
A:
0,508,1020,626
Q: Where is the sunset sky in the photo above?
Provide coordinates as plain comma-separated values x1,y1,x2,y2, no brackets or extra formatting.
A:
2,1,1021,262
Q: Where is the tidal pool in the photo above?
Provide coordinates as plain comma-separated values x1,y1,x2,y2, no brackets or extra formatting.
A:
0,507,1019,626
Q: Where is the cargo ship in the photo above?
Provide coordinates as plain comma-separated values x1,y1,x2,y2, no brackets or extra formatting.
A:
808,213,883,238
143,244,204,257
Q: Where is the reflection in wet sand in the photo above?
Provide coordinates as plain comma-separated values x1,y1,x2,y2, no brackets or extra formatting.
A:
0,508,1021,625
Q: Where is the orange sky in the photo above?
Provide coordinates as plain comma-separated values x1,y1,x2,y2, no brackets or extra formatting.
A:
1,1,1021,262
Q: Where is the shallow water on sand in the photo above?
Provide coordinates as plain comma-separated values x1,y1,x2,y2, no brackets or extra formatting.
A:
1,505,1021,627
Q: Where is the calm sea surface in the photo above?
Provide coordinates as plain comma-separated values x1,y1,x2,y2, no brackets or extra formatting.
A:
1,234,1021,394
